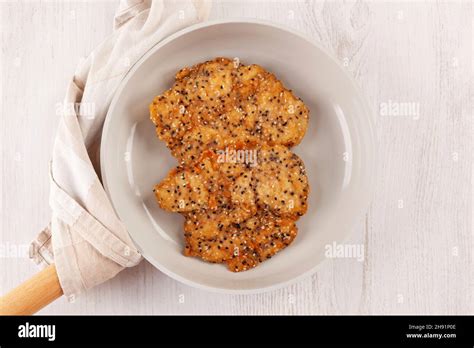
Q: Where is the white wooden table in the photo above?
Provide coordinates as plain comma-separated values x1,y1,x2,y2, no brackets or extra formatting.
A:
1,0,472,315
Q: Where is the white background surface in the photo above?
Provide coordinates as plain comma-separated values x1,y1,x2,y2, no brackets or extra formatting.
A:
0,0,472,314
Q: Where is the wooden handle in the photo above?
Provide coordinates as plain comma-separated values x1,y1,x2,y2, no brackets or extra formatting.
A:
0,264,63,315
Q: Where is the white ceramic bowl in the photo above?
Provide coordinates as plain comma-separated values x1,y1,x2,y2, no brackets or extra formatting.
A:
101,19,376,293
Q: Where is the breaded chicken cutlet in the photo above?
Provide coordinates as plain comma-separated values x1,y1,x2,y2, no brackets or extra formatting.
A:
150,58,310,272
150,57,309,164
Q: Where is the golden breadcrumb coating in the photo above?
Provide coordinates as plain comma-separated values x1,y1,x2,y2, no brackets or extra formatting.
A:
150,58,310,272
150,57,309,164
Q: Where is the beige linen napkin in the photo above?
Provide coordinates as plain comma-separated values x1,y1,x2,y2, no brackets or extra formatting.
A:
29,0,211,300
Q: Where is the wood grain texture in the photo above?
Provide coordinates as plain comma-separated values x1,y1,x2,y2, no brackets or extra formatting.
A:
0,264,62,315
0,0,472,315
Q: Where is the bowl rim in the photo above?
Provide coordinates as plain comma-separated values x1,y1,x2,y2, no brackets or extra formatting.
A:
100,18,377,294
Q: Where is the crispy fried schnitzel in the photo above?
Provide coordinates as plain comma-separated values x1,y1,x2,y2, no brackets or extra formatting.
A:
150,58,310,272
150,57,309,164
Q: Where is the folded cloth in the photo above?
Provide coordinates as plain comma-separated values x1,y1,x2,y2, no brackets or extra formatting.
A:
29,0,212,299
